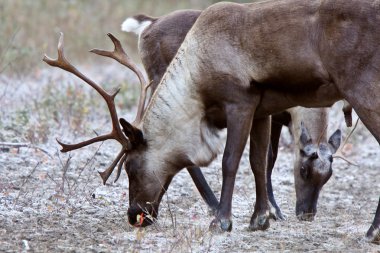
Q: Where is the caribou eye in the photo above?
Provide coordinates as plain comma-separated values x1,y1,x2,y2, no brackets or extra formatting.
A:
300,166,309,180
328,155,333,163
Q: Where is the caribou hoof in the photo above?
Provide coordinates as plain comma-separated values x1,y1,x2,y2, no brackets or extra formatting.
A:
366,225,380,244
209,218,232,232
248,212,270,231
269,205,286,221
296,212,315,222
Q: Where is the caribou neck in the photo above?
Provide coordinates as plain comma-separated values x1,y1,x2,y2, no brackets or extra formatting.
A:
141,44,224,172
290,107,328,146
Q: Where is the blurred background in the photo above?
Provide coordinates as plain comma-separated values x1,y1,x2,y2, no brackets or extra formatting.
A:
0,0,254,77
0,0,255,146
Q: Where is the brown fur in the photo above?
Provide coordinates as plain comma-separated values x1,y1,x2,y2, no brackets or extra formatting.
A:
125,7,342,222
138,10,201,93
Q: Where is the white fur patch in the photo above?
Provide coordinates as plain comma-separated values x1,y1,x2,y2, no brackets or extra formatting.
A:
141,37,226,175
191,124,226,167
121,18,152,36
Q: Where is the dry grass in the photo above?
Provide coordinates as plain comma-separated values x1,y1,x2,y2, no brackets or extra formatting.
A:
1,113,379,252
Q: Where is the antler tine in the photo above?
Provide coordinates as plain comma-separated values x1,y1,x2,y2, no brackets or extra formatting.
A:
43,32,130,184
90,33,151,124
43,33,73,72
98,149,126,185
333,118,359,166
114,153,128,183
57,135,113,152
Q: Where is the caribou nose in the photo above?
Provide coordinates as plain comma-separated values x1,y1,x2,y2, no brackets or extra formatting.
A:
296,203,317,222
127,207,155,227
127,208,138,225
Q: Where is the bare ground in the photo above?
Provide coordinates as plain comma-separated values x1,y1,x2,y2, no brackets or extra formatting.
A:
1,68,379,252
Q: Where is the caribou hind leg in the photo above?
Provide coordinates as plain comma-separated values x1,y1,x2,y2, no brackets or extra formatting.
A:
367,198,380,244
248,116,272,231
266,112,291,221
342,82,380,243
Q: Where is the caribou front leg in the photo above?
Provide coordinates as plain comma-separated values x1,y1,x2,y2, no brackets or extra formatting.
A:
209,103,256,232
187,166,219,214
248,116,271,231
367,198,380,244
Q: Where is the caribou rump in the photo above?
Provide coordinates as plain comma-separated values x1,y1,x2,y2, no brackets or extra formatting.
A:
122,9,349,222
44,0,380,243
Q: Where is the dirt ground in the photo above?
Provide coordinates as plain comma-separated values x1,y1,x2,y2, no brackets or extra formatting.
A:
1,67,379,252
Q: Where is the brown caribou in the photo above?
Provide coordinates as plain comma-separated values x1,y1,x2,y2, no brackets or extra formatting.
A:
44,0,380,243
122,9,352,221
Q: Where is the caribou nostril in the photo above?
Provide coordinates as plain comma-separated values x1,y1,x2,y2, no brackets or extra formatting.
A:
128,214,137,225
310,152,318,159
127,208,141,226
328,155,333,163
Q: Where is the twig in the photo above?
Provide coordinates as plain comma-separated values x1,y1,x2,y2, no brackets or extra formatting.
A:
58,154,72,193
71,142,103,193
0,27,20,74
0,76,9,103
46,172,60,187
333,118,360,166
13,162,40,207
0,142,32,148
152,170,176,231
0,142,52,158
165,191,177,231
168,235,182,253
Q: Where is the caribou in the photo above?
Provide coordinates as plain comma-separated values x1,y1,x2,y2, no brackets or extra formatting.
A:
44,0,380,243
122,9,356,221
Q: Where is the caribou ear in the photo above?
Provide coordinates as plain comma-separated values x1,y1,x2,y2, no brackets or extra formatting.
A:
119,118,144,148
328,129,341,153
300,122,312,148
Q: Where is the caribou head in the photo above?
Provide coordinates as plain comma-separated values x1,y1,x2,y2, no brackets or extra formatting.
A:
43,33,222,227
294,122,341,221
43,33,165,226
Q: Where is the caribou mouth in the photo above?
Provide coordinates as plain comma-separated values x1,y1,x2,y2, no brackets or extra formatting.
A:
296,211,315,222
127,206,157,227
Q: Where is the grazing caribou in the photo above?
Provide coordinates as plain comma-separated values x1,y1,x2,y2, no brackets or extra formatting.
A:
121,9,220,214
122,9,348,221
44,0,380,243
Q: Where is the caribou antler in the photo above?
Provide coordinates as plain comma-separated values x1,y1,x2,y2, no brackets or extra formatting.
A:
333,118,359,166
43,32,143,184
90,33,152,124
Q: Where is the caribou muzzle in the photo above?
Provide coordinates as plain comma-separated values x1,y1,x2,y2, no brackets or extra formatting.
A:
127,205,158,227
296,197,318,222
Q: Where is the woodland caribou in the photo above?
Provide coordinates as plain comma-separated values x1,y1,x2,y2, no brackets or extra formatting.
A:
122,8,357,221
44,0,380,243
